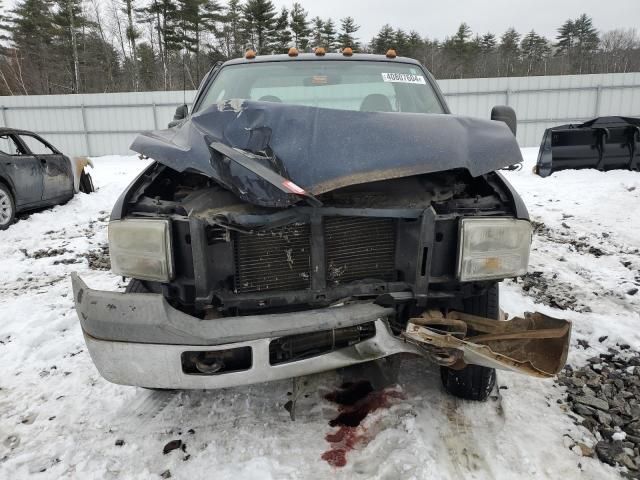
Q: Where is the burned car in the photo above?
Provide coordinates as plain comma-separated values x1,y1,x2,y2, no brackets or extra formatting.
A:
0,128,94,229
72,50,570,401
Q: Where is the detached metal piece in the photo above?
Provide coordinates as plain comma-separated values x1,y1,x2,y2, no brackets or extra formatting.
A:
536,116,640,177
403,310,571,377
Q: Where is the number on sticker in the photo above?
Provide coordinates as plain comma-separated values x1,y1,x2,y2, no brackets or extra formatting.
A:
381,73,426,84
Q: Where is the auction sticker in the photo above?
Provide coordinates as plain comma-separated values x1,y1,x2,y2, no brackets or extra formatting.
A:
381,72,426,84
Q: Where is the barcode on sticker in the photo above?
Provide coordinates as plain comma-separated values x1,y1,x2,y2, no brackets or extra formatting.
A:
381,73,426,84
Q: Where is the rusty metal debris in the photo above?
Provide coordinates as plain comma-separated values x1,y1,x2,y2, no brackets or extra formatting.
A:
402,310,571,377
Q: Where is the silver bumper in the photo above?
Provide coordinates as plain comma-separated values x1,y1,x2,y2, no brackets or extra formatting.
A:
72,274,419,389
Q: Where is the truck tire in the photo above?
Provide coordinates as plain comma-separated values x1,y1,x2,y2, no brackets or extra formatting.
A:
125,279,150,293
0,183,16,230
440,284,499,401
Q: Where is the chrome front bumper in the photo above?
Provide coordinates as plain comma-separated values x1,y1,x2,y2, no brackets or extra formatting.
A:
71,274,420,389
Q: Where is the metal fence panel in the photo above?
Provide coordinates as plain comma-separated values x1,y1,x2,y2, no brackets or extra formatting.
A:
0,72,639,156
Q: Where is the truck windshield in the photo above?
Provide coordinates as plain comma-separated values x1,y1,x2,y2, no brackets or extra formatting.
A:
196,60,445,114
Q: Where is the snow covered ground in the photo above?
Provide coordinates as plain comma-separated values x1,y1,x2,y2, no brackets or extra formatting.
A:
0,148,639,479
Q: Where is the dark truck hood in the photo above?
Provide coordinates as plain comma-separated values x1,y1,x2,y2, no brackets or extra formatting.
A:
130,100,522,207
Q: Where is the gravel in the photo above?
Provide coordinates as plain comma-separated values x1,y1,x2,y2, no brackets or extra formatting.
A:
557,345,640,476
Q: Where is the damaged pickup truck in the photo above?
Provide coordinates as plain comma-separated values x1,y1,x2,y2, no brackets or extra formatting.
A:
72,51,570,401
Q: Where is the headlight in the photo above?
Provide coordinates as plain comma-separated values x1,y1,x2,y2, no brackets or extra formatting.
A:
108,219,174,282
457,218,531,281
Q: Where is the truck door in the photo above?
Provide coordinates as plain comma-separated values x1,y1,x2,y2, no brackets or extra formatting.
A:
0,133,43,206
18,134,73,201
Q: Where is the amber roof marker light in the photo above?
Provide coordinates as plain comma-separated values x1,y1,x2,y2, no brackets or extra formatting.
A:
342,47,353,57
386,49,397,59
245,49,256,59
314,47,326,56
288,47,299,57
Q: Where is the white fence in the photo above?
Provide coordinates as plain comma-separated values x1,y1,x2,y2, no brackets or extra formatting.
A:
0,72,639,157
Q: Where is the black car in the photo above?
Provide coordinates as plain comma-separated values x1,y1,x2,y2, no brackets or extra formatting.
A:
0,128,93,229
72,51,570,401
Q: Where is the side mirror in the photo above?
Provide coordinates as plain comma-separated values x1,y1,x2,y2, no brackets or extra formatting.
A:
168,104,188,127
491,105,517,136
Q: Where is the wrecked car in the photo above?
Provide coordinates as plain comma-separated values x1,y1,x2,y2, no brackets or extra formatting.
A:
72,50,570,401
0,128,94,229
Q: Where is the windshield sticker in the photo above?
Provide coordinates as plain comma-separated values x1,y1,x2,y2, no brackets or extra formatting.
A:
381,73,426,84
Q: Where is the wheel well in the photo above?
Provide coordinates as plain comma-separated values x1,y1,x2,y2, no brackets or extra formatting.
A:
0,176,15,199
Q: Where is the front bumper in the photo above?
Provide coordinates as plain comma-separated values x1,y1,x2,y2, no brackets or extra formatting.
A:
71,274,419,389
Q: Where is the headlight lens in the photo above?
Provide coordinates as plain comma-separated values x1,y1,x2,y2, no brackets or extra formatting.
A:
108,219,174,282
457,218,532,281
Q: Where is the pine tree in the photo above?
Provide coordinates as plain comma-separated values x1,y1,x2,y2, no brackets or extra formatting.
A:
273,6,291,53
499,27,521,76
8,0,55,94
371,24,394,54
122,0,139,90
521,30,550,74
220,0,246,58
555,14,599,73
394,29,409,54
52,0,92,93
141,0,180,89
321,18,337,51
337,16,359,50
242,0,277,54
177,0,223,82
442,23,473,77
480,33,497,53
289,2,310,50
405,30,423,59
555,19,575,54
310,16,323,49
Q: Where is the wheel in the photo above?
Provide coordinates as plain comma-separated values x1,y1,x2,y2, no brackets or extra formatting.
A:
440,283,499,401
0,183,15,230
125,279,150,293
79,171,94,194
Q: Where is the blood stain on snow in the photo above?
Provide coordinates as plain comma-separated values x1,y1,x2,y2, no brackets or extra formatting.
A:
321,380,404,467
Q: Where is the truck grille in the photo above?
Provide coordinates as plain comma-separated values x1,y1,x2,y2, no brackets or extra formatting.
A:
325,217,396,285
233,217,396,293
234,223,311,293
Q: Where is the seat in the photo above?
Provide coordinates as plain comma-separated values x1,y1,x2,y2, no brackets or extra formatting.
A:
258,95,282,103
360,94,393,112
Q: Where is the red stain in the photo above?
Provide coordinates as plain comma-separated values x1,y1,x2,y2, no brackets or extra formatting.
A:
321,381,405,468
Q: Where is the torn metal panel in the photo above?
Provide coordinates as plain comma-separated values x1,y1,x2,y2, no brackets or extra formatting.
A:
536,116,640,177
403,310,571,377
130,100,523,208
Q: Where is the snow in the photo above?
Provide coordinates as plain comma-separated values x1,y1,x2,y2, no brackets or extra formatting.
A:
0,149,638,479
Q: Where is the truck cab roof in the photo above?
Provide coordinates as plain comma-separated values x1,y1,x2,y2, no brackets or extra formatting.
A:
221,52,424,67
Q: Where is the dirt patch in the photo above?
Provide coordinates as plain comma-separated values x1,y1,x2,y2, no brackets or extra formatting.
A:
81,244,110,270
533,220,639,258
21,248,72,259
515,271,591,312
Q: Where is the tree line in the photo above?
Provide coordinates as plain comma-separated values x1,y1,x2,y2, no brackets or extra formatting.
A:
0,0,638,96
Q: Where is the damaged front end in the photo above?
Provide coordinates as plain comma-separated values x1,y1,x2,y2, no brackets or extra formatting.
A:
403,310,571,377
75,97,571,390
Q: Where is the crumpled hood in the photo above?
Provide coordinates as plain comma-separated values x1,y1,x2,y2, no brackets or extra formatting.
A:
130,100,522,207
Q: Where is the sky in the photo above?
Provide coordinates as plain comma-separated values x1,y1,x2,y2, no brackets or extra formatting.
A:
271,0,640,43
